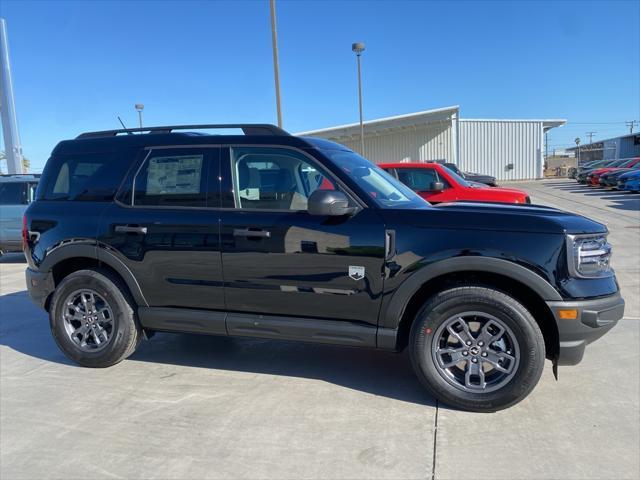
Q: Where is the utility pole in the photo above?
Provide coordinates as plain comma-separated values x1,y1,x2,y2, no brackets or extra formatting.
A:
135,104,144,129
626,120,638,134
269,0,283,128
0,18,24,174
352,42,366,155
586,131,597,144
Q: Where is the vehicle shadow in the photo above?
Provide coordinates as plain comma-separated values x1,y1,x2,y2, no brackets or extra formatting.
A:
0,289,437,407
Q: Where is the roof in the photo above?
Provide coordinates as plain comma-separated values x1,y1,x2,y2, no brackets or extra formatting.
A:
461,118,567,131
296,106,460,138
566,131,640,151
0,174,40,182
51,130,337,155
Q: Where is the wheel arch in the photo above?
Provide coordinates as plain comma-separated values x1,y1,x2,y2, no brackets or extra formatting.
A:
41,244,147,310
381,258,560,361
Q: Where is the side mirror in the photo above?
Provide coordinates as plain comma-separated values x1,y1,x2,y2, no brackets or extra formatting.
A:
308,190,357,216
430,181,444,192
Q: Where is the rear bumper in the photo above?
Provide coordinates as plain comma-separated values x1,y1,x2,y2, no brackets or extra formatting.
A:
547,293,624,366
25,268,55,310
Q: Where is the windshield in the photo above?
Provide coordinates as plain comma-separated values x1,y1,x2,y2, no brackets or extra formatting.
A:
320,150,430,209
441,166,471,187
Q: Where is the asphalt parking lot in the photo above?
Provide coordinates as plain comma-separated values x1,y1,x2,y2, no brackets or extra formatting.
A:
1,179,638,480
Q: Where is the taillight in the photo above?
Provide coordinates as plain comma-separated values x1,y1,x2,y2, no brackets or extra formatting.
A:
22,215,28,249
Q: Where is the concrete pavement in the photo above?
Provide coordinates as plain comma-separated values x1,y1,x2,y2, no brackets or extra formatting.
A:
1,179,638,479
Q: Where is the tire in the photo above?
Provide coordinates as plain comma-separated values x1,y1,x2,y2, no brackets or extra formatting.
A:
49,268,141,368
409,286,545,412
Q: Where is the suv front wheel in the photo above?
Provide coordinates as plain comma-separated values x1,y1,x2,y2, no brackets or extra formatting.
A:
49,268,141,367
410,286,545,412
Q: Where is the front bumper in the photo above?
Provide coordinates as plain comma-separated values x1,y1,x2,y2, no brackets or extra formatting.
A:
25,268,55,310
547,293,624,366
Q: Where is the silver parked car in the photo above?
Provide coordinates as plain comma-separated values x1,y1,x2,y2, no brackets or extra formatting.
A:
0,174,40,255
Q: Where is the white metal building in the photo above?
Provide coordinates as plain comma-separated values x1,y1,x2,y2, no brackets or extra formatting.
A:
297,106,566,181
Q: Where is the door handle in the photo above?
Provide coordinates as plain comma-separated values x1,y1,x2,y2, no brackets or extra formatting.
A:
115,225,148,235
233,228,271,238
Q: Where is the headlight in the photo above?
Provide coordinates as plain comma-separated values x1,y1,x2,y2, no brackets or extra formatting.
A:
567,234,613,278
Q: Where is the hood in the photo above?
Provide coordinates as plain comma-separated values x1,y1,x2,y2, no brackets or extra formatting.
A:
620,170,640,180
602,168,633,178
388,202,607,235
467,185,528,198
591,167,616,175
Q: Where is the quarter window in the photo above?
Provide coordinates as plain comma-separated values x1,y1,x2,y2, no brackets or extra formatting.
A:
231,147,337,210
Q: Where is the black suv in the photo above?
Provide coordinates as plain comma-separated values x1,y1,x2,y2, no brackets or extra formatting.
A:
24,124,624,411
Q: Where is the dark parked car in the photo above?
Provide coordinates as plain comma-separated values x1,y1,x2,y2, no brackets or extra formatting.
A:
24,124,624,412
577,159,627,183
599,165,640,189
441,162,497,186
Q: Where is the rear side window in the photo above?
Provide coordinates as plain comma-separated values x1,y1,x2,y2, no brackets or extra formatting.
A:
132,149,209,207
40,151,136,201
0,182,26,205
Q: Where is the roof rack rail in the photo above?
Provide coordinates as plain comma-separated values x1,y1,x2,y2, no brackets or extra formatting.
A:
76,124,289,139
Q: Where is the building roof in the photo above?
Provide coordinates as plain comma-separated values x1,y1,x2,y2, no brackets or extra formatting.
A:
296,107,567,138
296,106,460,138
461,118,566,131
566,131,640,151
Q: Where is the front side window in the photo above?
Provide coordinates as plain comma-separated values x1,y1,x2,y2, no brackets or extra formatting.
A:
231,147,337,210
397,168,440,191
133,150,207,207
321,150,429,209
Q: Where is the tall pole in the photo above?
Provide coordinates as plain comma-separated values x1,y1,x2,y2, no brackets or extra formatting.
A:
269,0,283,128
352,42,365,155
586,131,596,144
135,104,144,129
0,18,24,174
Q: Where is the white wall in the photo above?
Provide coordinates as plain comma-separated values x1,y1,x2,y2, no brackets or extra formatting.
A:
459,120,544,181
330,121,454,164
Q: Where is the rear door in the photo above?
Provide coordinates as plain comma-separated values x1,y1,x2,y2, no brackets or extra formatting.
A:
99,146,225,310
218,145,386,327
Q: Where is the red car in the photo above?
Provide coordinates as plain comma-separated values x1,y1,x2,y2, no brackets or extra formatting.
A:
380,162,530,204
587,157,640,186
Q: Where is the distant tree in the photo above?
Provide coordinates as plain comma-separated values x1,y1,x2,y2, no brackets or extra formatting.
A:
574,137,581,146
0,150,30,173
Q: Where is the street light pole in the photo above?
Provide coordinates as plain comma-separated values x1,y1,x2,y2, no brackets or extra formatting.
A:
135,104,144,129
270,0,283,128
352,42,365,155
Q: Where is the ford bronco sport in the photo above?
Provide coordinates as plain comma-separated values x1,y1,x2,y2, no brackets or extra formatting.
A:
24,124,624,411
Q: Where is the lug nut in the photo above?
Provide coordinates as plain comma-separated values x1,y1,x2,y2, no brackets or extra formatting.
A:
481,352,487,357
478,341,484,346
471,358,478,363
463,351,469,356
466,341,472,346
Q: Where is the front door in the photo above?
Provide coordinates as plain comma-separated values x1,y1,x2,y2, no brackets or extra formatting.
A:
99,146,224,310
219,146,386,326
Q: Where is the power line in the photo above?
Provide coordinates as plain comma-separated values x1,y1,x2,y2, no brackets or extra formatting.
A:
586,131,597,143
626,120,638,133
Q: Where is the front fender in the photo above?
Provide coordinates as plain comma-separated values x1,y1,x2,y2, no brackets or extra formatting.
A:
378,256,562,333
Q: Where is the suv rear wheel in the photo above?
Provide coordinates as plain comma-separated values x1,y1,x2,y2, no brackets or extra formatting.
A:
49,268,141,367
409,286,545,412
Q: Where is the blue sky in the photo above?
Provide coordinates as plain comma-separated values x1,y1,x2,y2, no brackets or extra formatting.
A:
1,0,638,171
